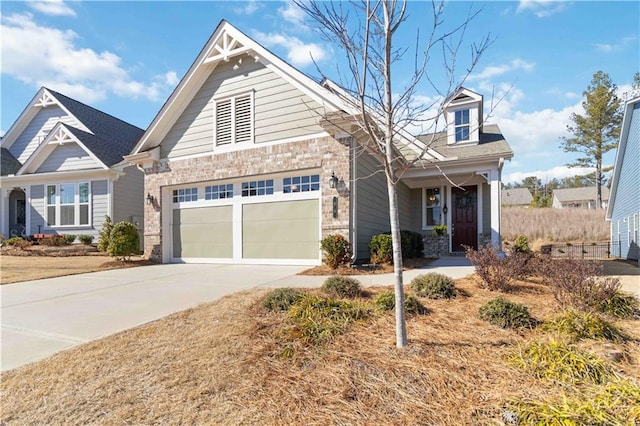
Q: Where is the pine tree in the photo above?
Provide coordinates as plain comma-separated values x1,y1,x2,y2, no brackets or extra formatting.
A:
561,71,622,208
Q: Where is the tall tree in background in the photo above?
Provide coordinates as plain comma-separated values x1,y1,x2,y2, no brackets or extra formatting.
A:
561,71,622,209
633,72,640,90
295,0,490,347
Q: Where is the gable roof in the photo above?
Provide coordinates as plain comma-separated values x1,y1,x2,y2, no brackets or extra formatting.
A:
1,148,22,176
606,94,640,219
414,124,513,162
553,186,610,203
1,87,144,170
502,188,533,206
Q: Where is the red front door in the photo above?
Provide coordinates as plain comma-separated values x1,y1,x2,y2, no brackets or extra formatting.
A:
452,186,477,251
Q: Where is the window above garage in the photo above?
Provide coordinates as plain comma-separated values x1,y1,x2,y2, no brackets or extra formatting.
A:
214,91,254,146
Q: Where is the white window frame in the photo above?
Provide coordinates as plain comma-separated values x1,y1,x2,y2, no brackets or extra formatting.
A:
172,187,198,203
422,186,443,229
283,174,320,193
204,184,234,200
454,109,470,142
634,213,639,245
213,90,255,147
45,182,91,228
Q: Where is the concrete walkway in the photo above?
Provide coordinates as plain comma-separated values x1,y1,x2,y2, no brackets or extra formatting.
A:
1,258,474,372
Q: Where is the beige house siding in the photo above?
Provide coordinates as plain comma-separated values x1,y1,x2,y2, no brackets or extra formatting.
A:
36,144,100,172
29,185,45,233
9,106,80,164
143,136,350,262
161,60,325,159
113,165,144,241
355,151,389,259
91,180,109,237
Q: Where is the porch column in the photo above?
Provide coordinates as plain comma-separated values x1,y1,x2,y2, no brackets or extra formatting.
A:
489,169,502,250
0,188,9,237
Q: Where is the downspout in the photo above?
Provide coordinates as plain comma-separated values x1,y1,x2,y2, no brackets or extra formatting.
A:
350,138,358,264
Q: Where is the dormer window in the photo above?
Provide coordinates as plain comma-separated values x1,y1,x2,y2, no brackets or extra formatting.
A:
454,109,470,142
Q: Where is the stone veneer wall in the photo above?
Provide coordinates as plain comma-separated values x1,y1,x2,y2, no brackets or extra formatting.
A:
142,136,351,262
423,234,450,257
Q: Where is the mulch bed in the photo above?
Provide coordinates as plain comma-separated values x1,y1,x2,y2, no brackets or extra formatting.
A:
299,257,435,275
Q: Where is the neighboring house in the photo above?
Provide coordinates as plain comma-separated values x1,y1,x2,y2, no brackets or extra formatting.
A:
502,188,533,208
126,21,513,265
552,186,610,209
606,93,640,264
0,87,145,242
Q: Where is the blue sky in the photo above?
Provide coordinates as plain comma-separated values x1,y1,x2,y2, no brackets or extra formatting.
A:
1,0,638,183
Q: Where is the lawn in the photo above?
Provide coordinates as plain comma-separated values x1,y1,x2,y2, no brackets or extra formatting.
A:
1,275,638,424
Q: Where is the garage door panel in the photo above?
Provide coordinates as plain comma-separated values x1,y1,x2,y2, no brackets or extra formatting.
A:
243,199,319,259
173,206,232,258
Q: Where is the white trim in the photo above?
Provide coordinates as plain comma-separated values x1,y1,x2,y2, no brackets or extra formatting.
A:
0,169,118,187
24,187,31,235
477,183,483,242
421,186,444,230
171,257,320,266
43,181,92,228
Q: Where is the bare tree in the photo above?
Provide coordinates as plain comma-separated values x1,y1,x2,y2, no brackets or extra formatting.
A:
296,0,491,347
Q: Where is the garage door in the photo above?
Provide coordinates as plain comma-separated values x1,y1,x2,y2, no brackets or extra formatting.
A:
242,199,319,259
172,206,232,258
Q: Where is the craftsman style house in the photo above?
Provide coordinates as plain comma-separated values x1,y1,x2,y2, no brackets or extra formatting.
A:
606,93,640,264
0,88,144,242
126,21,513,265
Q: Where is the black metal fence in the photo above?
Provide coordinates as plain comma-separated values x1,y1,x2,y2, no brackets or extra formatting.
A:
541,241,621,260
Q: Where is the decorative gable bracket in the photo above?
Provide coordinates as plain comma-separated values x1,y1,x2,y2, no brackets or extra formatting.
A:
202,32,257,65
33,90,57,108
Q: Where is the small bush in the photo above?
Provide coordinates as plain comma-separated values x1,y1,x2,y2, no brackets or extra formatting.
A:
63,234,76,244
321,276,361,298
465,244,527,291
512,235,531,254
410,273,456,299
40,235,66,246
540,257,620,311
542,310,624,342
432,225,447,236
375,291,428,315
263,288,304,312
369,233,393,264
478,297,535,329
512,379,640,425
78,235,94,245
5,236,31,249
598,290,640,319
320,234,352,269
508,339,613,384
399,230,424,258
107,221,140,261
97,215,113,252
287,295,373,343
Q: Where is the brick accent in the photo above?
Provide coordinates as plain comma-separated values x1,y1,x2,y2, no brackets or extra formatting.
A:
142,136,350,262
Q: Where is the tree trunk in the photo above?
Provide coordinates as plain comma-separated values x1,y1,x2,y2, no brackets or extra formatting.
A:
596,157,602,209
386,176,407,347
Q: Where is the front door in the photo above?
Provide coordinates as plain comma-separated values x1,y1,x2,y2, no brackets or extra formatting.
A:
452,185,477,251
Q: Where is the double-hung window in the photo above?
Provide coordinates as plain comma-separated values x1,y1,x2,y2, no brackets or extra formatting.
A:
46,182,90,227
424,187,441,227
215,92,253,146
454,109,470,142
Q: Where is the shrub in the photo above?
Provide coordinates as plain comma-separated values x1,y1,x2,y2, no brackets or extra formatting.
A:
375,291,428,315
5,236,31,249
107,221,140,261
513,235,531,254
540,257,620,311
542,310,624,342
320,234,352,269
63,234,77,244
598,290,640,319
287,295,373,343
97,215,113,252
321,276,361,298
399,230,424,258
263,288,304,312
478,297,535,329
40,235,66,246
369,233,393,264
508,339,613,384
432,224,447,236
465,244,528,291
78,234,94,245
410,273,456,299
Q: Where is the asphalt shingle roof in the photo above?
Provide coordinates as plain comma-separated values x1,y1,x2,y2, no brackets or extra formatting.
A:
502,188,533,206
46,88,145,167
414,124,513,161
553,186,610,203
1,148,22,176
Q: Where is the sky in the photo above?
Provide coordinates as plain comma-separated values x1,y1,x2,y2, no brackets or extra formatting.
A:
1,0,638,184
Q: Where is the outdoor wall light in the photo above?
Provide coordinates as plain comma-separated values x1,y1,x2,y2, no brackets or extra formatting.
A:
146,192,155,205
442,204,448,214
329,172,339,189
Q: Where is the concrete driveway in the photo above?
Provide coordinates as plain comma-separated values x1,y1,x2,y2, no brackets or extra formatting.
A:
1,258,475,372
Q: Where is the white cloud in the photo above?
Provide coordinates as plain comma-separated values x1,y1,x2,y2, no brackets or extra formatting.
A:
516,0,569,18
505,165,596,184
28,0,76,17
234,0,263,16
0,13,175,103
278,2,306,27
469,59,535,81
254,31,327,67
164,71,179,86
594,36,637,53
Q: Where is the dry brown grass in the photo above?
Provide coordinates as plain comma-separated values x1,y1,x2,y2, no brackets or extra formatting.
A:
2,277,638,425
502,207,609,245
